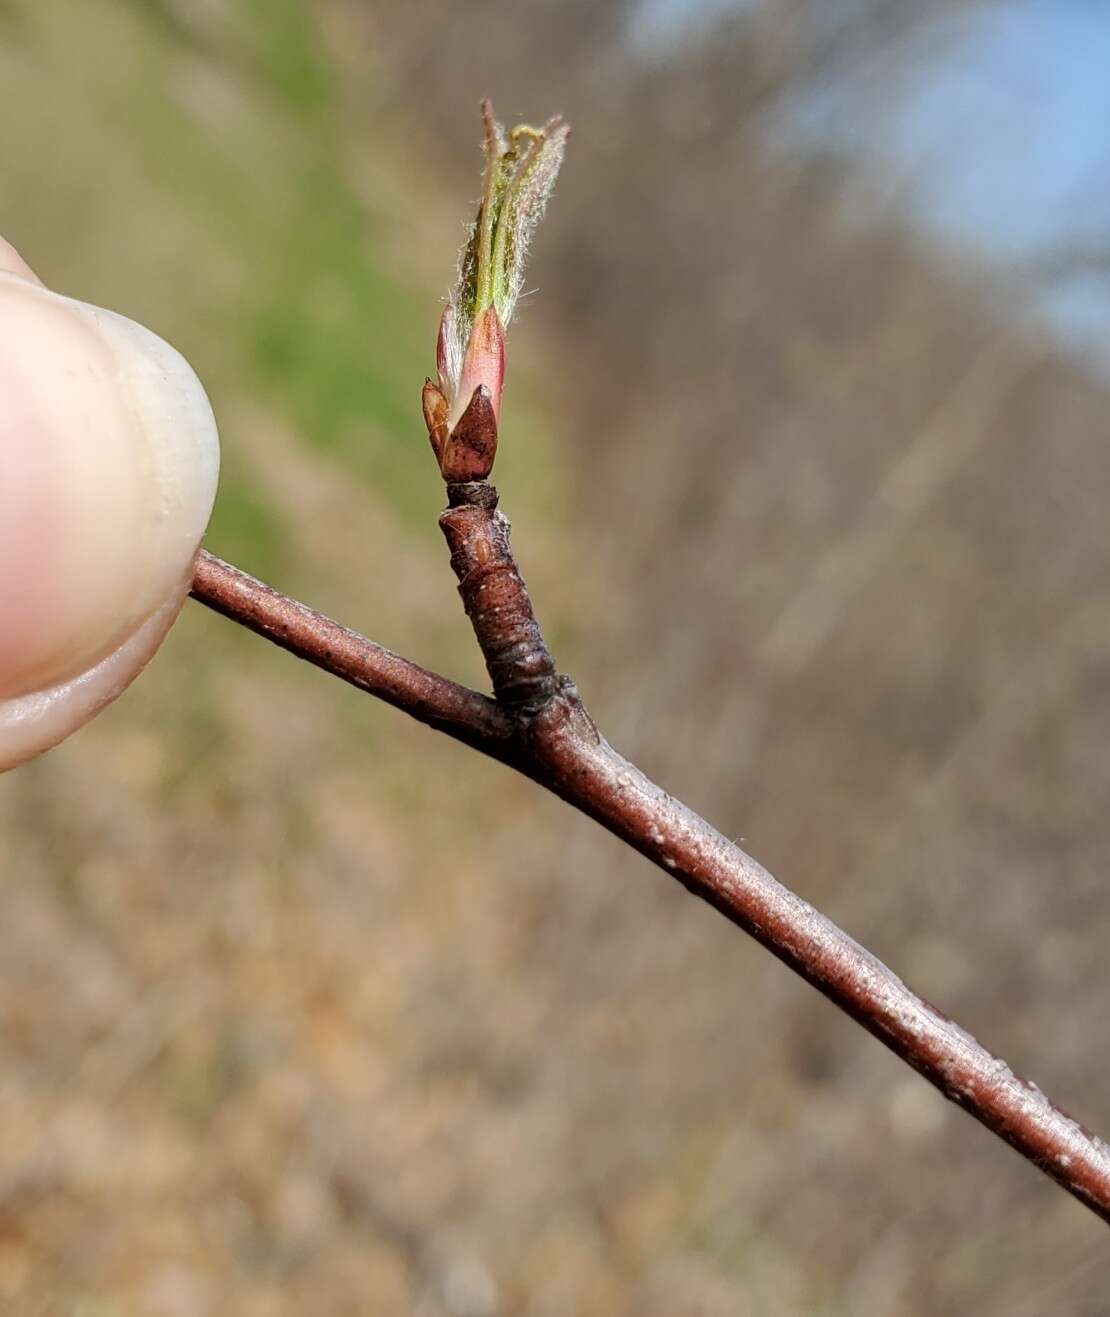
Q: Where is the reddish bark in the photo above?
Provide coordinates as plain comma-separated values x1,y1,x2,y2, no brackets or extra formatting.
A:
192,510,1110,1225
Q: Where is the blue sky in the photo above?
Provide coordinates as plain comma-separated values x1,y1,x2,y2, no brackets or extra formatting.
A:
640,0,1110,370
635,0,743,41
885,0,1110,367
898,1,1110,258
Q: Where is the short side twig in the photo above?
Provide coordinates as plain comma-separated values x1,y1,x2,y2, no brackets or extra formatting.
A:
439,480,558,712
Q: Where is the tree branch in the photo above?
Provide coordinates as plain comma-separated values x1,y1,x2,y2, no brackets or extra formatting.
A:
186,96,1109,1229
190,552,514,755
191,529,1110,1227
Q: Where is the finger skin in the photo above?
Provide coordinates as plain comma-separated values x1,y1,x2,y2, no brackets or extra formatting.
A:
0,238,219,771
0,581,190,769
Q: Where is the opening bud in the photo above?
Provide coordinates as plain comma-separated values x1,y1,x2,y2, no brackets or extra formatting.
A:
422,99,569,482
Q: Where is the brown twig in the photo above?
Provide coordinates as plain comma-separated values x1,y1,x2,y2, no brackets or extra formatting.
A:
185,91,1110,1223
190,552,514,754
439,480,558,712
192,496,1110,1226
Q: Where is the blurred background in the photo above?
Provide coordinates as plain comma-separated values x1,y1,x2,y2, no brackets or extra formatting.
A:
1,0,1109,1312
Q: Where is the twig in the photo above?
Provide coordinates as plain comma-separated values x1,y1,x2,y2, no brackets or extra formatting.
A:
191,526,1110,1227
191,552,514,754
186,96,1110,1230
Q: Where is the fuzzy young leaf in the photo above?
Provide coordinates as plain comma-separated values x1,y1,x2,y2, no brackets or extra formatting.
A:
490,119,569,326
435,100,569,425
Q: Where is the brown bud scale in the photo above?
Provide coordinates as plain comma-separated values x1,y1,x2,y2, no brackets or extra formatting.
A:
440,386,499,483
